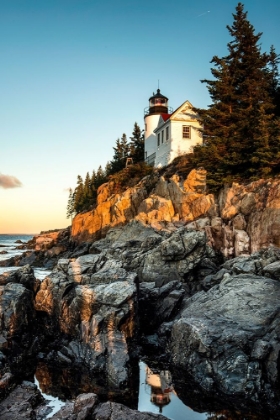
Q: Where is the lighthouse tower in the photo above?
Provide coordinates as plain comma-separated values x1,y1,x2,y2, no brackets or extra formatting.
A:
144,89,172,166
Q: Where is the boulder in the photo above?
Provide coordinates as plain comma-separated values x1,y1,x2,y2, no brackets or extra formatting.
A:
0,381,44,420
35,256,137,389
91,401,169,420
169,273,280,410
0,265,39,293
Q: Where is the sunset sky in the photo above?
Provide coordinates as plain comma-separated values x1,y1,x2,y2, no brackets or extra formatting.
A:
1,0,280,233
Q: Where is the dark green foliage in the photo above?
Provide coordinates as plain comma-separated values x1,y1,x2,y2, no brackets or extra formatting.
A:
73,175,85,213
110,134,130,173
129,122,145,163
191,3,280,190
268,45,280,117
66,188,75,221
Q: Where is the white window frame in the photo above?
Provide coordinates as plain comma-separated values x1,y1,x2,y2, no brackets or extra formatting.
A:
182,125,191,139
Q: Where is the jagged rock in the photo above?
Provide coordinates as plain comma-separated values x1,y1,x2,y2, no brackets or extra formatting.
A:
233,229,250,256
35,258,137,388
0,381,44,419
50,395,168,420
183,168,207,193
0,282,36,342
0,265,40,293
91,401,168,420
218,179,280,253
263,261,280,279
139,281,185,335
168,273,280,409
71,171,215,243
139,230,209,285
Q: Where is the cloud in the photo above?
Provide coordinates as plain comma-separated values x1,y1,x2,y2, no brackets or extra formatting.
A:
0,173,23,189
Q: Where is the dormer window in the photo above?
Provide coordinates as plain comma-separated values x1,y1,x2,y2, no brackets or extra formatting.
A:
182,125,191,139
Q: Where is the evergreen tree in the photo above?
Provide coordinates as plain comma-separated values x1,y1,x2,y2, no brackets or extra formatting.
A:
104,161,112,177
110,135,128,173
66,188,75,222
95,165,106,189
73,175,84,213
83,171,93,208
129,122,144,163
267,45,280,117
193,2,280,186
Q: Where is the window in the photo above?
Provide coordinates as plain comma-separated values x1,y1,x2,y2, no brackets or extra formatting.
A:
182,125,191,139
157,133,160,146
161,130,164,143
166,126,169,141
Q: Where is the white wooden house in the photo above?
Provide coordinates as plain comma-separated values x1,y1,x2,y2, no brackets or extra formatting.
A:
144,89,203,167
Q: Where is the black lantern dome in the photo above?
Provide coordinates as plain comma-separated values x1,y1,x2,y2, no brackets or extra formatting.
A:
144,89,171,116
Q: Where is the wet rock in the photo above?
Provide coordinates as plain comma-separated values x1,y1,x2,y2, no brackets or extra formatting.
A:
49,395,168,420
92,401,169,420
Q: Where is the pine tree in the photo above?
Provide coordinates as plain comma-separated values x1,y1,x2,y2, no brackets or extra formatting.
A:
129,122,144,163
193,2,280,186
83,172,93,208
104,161,112,177
73,175,84,213
267,45,280,117
95,165,106,189
110,135,128,174
66,188,75,222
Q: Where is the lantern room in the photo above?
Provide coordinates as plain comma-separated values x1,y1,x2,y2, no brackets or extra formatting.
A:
144,89,172,116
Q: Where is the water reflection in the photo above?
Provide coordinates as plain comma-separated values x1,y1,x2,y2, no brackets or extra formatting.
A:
138,361,207,420
34,360,138,407
34,360,273,420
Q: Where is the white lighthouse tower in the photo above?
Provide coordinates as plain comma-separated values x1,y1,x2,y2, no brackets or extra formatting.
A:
144,89,172,166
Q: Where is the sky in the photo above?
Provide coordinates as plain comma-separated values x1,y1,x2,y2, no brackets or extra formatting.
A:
1,0,280,234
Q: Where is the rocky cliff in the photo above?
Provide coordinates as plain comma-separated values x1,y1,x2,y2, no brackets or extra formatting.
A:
2,168,280,418
71,169,280,259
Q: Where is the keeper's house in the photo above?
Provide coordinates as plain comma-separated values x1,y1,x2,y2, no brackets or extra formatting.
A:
144,89,203,167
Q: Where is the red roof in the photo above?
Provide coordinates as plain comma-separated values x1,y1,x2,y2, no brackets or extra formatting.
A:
161,113,171,121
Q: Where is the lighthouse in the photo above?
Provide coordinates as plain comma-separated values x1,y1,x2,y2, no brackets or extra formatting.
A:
144,89,203,168
144,89,173,167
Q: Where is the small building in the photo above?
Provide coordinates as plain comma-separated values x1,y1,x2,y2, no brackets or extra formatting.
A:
144,89,203,167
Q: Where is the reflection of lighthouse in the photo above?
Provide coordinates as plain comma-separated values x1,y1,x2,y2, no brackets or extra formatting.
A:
145,367,173,413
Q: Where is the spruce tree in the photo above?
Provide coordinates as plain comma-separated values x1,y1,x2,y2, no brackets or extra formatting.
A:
129,122,144,163
110,135,128,173
193,2,280,186
66,188,75,222
73,175,84,213
267,46,280,117
95,165,106,188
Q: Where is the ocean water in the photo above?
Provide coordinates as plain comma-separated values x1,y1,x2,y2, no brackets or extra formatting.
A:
0,234,51,280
